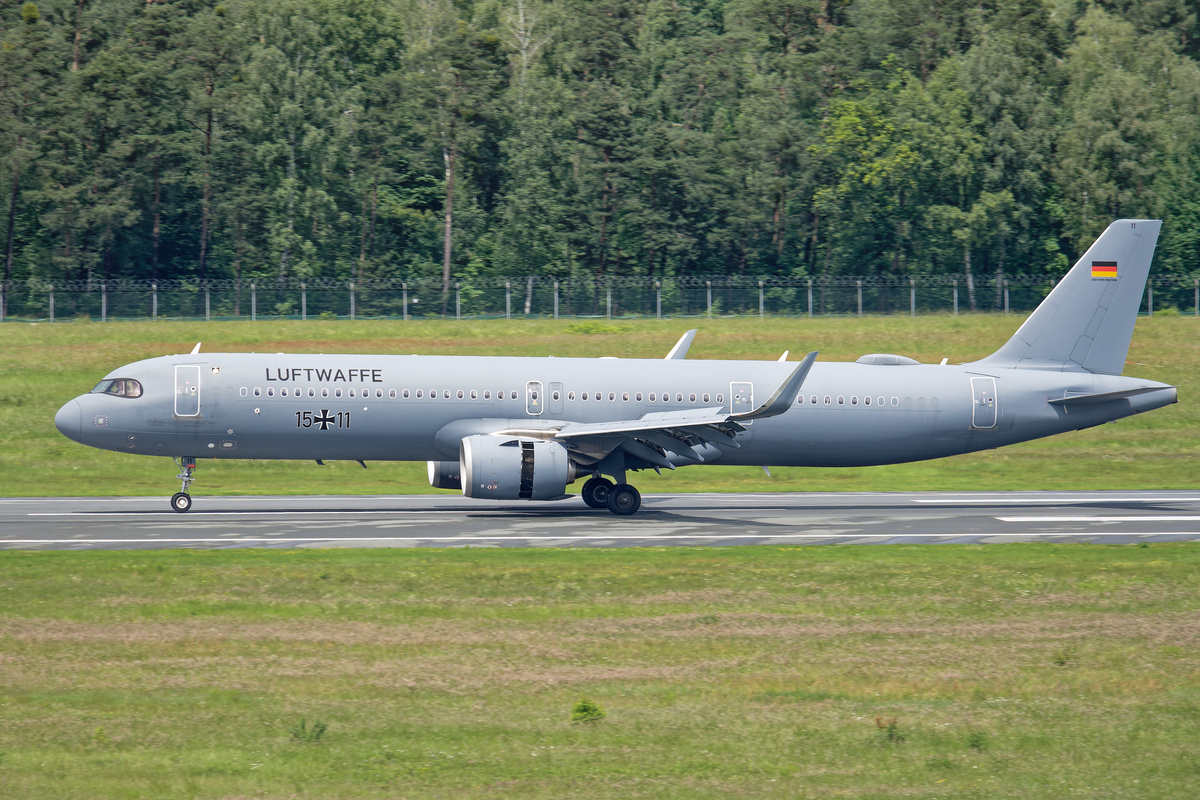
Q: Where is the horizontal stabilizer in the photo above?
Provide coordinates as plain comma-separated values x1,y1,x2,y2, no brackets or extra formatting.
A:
1048,386,1176,406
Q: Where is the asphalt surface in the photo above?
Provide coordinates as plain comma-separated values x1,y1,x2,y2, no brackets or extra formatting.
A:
2,491,1199,549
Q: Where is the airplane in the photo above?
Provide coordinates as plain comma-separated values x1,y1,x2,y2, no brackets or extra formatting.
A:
55,219,1176,515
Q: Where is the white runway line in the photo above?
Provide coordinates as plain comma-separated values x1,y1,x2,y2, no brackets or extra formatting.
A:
997,516,1200,523
5,532,1200,545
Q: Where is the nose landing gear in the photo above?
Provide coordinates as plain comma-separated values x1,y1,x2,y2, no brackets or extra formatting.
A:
170,456,197,512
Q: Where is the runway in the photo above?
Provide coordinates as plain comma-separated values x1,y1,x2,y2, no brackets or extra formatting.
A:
3,491,1200,549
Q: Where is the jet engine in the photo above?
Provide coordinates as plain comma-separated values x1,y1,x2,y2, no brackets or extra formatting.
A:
427,460,462,490
460,435,578,500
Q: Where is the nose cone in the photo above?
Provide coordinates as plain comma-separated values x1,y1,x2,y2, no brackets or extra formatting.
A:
55,399,82,442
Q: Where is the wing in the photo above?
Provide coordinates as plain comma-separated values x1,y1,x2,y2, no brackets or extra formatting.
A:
544,352,817,469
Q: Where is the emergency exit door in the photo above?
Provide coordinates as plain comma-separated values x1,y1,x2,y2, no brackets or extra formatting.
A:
970,376,997,429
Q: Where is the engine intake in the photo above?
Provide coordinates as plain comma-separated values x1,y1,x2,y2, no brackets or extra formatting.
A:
460,435,577,500
427,460,462,490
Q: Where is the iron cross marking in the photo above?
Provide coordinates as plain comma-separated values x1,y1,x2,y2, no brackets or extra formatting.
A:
313,410,336,430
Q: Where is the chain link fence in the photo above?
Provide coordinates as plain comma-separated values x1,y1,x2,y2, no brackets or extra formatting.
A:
3,274,1198,322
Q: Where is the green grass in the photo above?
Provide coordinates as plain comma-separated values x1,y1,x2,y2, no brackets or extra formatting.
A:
1,544,1198,798
1,315,1197,496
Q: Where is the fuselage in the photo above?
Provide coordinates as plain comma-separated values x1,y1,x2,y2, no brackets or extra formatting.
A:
55,351,1177,469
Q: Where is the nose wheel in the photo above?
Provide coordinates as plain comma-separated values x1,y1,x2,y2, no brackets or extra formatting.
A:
171,456,197,513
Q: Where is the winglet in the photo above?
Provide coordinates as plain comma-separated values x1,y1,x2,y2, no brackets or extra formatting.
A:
190,342,202,354
665,330,697,359
732,351,817,421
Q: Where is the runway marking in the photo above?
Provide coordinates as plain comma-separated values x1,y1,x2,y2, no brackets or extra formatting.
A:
27,510,476,517
997,516,1200,523
5,532,1200,545
916,497,1192,505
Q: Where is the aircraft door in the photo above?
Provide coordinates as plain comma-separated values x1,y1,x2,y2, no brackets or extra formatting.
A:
526,381,543,416
548,382,564,415
730,382,753,414
970,376,997,429
175,365,201,417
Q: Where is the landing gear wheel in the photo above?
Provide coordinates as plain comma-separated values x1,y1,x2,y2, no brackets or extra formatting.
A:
170,492,192,513
582,477,614,509
606,483,641,516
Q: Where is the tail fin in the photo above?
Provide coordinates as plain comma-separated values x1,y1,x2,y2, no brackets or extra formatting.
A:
972,219,1161,374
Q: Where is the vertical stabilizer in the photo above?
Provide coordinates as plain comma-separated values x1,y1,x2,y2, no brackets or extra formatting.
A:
972,219,1160,374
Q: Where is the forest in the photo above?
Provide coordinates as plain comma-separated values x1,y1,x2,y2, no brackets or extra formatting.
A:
2,0,1200,312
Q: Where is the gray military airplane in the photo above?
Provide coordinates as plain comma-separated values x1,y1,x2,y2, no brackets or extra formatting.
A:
55,219,1176,515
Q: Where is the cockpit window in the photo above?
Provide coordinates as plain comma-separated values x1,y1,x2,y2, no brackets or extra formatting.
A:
90,378,143,398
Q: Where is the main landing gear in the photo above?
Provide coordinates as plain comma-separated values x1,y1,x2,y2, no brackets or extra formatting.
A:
581,476,642,516
170,456,197,513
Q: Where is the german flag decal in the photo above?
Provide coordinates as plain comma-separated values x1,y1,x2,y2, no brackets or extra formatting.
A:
1091,260,1118,279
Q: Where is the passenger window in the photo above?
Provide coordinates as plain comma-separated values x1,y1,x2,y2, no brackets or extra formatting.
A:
703,393,709,403
511,391,518,400
717,393,724,403
810,395,816,405
823,396,830,405
416,390,423,398
483,390,490,399
864,396,871,406
689,393,696,403
334,388,342,398
609,392,615,401
877,396,885,407
267,387,275,397
662,392,669,402
471,390,478,399
890,397,898,406
676,393,683,403
837,396,844,405
650,393,656,402
321,388,329,398
348,389,355,398
851,396,858,405
254,387,261,397
457,390,464,399
281,388,289,397
444,390,451,399
636,393,643,402
240,387,248,398
796,395,803,404
390,389,397,399
553,391,561,401
308,388,315,398
622,392,629,401
568,392,574,401
583,392,589,401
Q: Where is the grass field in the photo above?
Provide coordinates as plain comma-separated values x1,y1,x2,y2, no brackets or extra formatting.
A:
0,314,1197,497
1,544,1198,799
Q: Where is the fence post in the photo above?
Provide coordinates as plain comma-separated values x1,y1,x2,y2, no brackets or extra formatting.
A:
1004,280,1010,314
606,286,612,319
506,281,511,319
807,279,813,317
251,283,256,321
205,287,211,322
349,282,356,320
152,283,157,320
49,287,54,322
456,282,461,320
554,280,560,319
910,278,916,317
403,282,409,321
301,283,307,320
856,280,862,317
952,280,958,316
758,280,764,317
1195,279,1198,317
1147,279,1153,316
101,283,107,322
706,281,712,317
655,280,661,319
0,282,4,323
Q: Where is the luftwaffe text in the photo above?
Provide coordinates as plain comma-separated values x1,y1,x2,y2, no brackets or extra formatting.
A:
266,368,383,382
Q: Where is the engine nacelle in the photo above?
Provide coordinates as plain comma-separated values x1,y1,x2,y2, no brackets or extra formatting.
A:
427,460,462,490
460,435,577,500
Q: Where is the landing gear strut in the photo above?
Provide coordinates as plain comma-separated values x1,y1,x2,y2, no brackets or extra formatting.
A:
171,456,196,513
